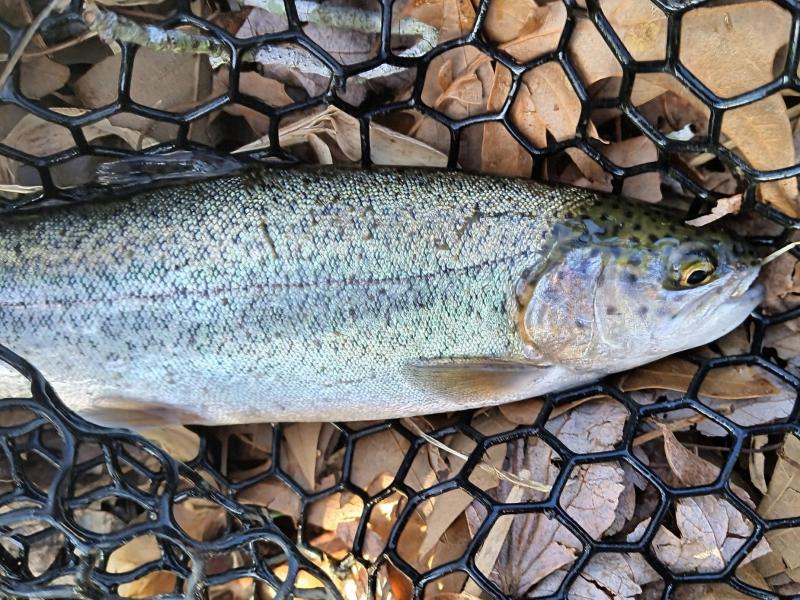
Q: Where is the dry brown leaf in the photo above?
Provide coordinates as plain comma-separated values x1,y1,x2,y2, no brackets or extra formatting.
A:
754,434,800,583
483,0,539,44
349,428,411,491
0,107,159,187
498,2,567,63
761,235,800,318
626,2,796,214
686,194,743,227
661,427,751,503
619,357,779,400
236,478,301,521
646,429,770,574
749,435,769,495
480,64,533,177
416,441,505,558
74,47,209,143
498,397,544,425
107,534,174,597
19,57,69,100
282,422,322,492
601,0,668,61
213,70,293,136
571,552,660,599
307,491,364,532
464,422,627,595
547,398,628,453
650,493,766,574
411,0,490,168
141,425,201,462
602,136,661,202
235,106,447,168
174,498,228,541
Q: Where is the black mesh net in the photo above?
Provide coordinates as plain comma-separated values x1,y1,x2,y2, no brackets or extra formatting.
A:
1,0,800,598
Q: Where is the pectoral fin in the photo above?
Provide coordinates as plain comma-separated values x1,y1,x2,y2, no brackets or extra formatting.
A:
79,397,205,429
404,358,553,403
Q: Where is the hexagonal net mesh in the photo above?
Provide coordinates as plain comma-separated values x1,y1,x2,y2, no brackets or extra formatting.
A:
1,0,800,598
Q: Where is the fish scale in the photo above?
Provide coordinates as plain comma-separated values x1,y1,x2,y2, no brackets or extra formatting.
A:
0,167,761,424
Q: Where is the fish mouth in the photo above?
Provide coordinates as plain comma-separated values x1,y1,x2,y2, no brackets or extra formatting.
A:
726,269,764,310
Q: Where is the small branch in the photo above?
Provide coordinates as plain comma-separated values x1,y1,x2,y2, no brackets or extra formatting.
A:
0,0,70,90
633,403,734,447
0,30,98,62
83,3,230,60
84,1,438,83
244,0,437,58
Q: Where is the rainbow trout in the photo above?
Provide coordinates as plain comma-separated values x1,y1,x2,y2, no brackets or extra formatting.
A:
0,167,763,425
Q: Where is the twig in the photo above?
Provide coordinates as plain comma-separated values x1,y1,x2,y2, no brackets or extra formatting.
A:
403,418,552,494
243,0,438,60
0,30,98,62
632,403,735,447
0,0,69,90
83,3,230,60
85,0,438,82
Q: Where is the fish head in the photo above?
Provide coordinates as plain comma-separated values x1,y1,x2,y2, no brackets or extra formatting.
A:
519,201,763,373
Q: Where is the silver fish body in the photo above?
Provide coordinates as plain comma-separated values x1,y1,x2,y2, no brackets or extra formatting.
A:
0,167,763,424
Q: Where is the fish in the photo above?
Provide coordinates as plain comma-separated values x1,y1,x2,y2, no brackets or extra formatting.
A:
0,166,763,425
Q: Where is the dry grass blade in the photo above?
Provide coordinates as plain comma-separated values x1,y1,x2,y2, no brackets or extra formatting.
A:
0,0,70,90
402,419,551,493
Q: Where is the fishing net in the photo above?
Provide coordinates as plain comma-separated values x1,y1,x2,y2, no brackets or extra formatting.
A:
1,0,800,598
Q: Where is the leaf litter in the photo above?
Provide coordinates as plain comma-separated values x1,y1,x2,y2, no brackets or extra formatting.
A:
4,0,800,597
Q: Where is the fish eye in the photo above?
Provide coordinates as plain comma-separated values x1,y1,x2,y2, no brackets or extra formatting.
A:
679,261,715,287
667,243,718,289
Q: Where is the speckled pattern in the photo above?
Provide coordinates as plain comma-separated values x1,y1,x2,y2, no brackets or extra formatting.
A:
0,167,762,424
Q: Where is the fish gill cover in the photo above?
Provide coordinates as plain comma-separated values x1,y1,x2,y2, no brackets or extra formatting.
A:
0,0,799,598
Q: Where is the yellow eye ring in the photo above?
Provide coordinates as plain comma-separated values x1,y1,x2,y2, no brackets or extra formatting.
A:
679,260,715,287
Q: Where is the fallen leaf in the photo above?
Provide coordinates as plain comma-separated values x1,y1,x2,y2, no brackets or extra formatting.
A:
546,398,628,453
619,357,779,400
754,434,800,583
686,194,743,227
236,477,301,521
480,64,533,177
498,397,544,425
601,0,668,61
498,2,567,62
349,427,412,491
174,498,228,541
647,429,771,574
483,0,539,44
0,108,159,188
571,552,661,599
749,435,769,495
602,136,661,202
761,234,800,318
74,47,209,142
281,422,322,492
465,429,626,595
213,70,293,136
140,425,201,462
107,534,175,597
235,105,447,167
20,57,69,99
650,493,768,574
662,427,749,502
412,0,490,169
